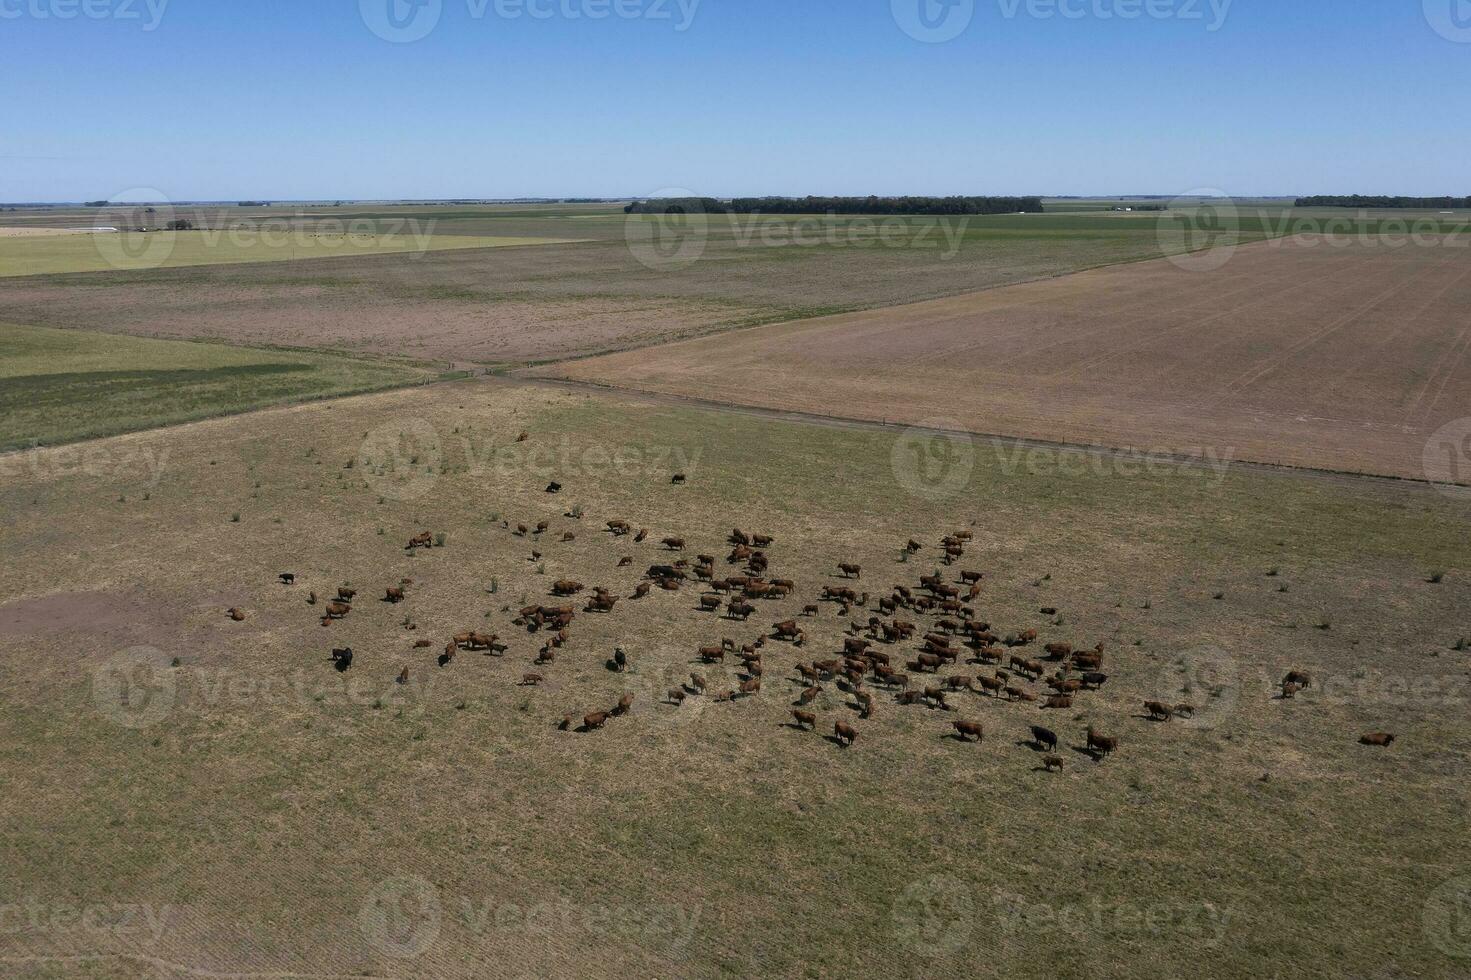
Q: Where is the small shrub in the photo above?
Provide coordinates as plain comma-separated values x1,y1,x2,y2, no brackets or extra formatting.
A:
1453,637,1467,652
1429,571,1445,584
1266,567,1279,577
434,532,447,547
230,512,240,523
489,577,499,594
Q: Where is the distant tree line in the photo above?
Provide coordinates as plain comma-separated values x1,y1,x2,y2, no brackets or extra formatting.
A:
625,196,1044,216
1295,195,1470,209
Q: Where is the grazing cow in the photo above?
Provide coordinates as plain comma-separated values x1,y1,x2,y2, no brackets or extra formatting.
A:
384,587,406,604
1145,700,1175,721
439,645,455,668
545,482,562,494
739,678,761,697
613,693,635,716
413,639,432,649
975,675,1004,697
671,473,687,484
618,556,633,567
1360,732,1395,746
552,579,584,597
516,431,529,442
728,600,756,621
834,721,858,747
561,531,576,542
751,534,774,548
330,647,353,671
632,583,651,600
792,710,817,730
1007,687,1038,704
227,607,245,621
662,537,686,551
583,712,610,731
1174,703,1196,718
772,620,802,642
666,688,687,705
689,673,707,694
1043,755,1064,773
557,714,576,731
407,532,433,549
337,587,357,602
1044,642,1072,659
1030,725,1058,752
520,673,544,687
698,645,726,663
803,604,820,617
1081,671,1109,690
279,572,295,585
838,563,862,579
730,528,751,545
535,647,555,665
396,666,410,685
1284,670,1312,689
1280,681,1302,699
326,601,351,620
1043,695,1072,710
607,520,631,536
954,720,984,743
1086,727,1118,759
634,529,648,543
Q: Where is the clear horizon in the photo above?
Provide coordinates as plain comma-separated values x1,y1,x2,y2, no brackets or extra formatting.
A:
4,0,1469,201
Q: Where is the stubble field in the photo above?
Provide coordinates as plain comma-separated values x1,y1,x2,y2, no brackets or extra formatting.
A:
536,236,1471,482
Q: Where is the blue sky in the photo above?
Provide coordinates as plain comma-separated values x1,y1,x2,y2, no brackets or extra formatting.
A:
2,0,1468,201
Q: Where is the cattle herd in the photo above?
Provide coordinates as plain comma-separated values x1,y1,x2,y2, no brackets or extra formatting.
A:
238,450,1394,761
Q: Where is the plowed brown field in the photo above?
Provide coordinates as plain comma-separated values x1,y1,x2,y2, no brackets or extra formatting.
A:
535,238,1471,481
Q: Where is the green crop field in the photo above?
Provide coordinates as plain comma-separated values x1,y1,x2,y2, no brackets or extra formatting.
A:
0,322,446,451
0,230,588,277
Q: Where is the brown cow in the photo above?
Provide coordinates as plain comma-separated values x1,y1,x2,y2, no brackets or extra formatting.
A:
326,601,351,619
384,587,406,603
739,677,761,697
689,673,707,694
1280,681,1302,699
953,720,983,743
834,720,858,747
583,711,610,730
337,587,357,602
1043,755,1064,773
552,579,584,596
1043,695,1073,710
975,675,1004,697
662,537,686,551
1360,732,1395,746
666,688,687,705
772,620,802,641
1145,700,1174,721
407,532,433,549
613,693,635,716
520,673,544,686
1086,727,1118,759
227,607,245,621
1285,670,1312,689
792,710,817,730
632,582,651,600
838,563,862,579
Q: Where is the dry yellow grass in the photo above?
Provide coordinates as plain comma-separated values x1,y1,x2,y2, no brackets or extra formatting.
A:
1,380,1468,978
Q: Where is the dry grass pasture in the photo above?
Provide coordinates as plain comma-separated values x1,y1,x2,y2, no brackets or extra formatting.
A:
536,236,1471,482
2,379,1469,979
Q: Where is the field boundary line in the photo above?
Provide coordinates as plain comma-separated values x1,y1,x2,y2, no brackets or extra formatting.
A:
503,374,1462,494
